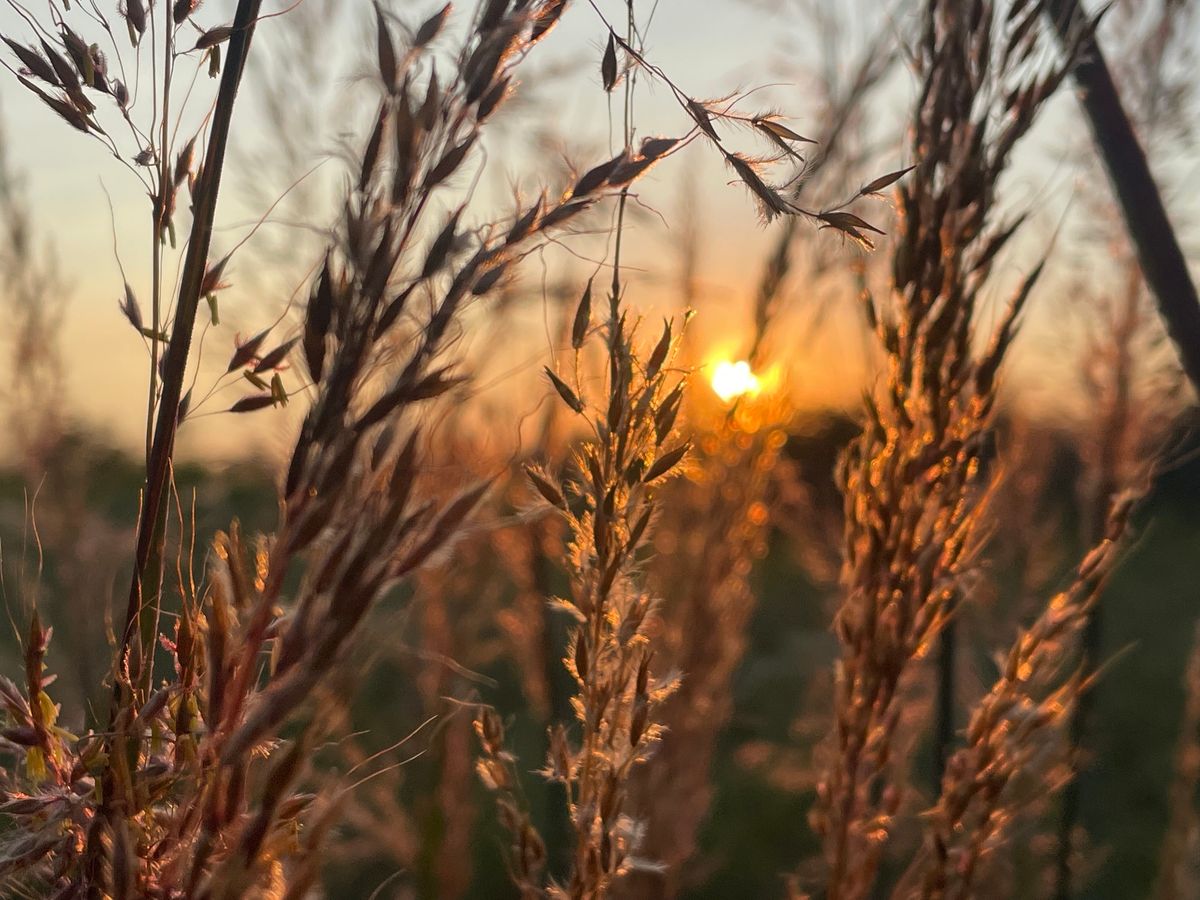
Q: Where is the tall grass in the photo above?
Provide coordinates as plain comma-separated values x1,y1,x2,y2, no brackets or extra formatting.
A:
813,2,1091,896
0,0,1193,897
0,0,647,892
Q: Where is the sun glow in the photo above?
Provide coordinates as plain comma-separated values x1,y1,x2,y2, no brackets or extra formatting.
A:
710,360,760,403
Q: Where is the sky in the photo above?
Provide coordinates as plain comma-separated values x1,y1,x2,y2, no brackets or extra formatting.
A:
0,0,1192,462
0,0,855,458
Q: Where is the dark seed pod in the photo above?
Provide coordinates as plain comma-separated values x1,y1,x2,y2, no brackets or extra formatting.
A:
645,320,671,378
254,338,299,374
226,327,270,374
525,465,566,510
423,134,477,189
572,152,625,198
415,3,451,46
229,394,276,414
195,26,233,51
124,0,147,37
506,195,543,244
2,39,58,85
601,32,617,92
421,210,462,278
644,442,689,482
373,2,397,93
476,76,510,121
571,280,592,350
545,367,584,414
531,0,567,43
472,261,508,295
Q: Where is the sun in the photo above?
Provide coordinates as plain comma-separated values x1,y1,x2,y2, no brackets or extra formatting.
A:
710,360,760,403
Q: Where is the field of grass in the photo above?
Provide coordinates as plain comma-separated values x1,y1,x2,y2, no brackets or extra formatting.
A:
0,0,1197,897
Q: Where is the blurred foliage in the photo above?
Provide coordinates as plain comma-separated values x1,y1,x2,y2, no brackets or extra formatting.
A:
0,418,1196,898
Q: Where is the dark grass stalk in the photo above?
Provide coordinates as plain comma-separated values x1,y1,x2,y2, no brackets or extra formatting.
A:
1043,0,1200,397
87,3,263,882
0,0,587,890
146,1,174,471
100,8,263,864
1044,3,1198,889
117,0,264,697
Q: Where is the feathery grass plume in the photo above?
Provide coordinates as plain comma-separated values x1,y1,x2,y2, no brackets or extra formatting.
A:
584,5,894,238
904,496,1137,899
0,0,636,892
173,0,616,882
813,3,1092,897
626,388,789,897
472,0,896,886
479,290,692,899
471,1,891,891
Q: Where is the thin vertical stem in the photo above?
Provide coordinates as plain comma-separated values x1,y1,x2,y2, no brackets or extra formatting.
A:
934,615,956,791
608,0,634,318
93,4,263,880
117,0,263,684
147,7,174,471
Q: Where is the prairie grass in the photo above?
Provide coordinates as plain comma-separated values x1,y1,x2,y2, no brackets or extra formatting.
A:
0,0,1195,897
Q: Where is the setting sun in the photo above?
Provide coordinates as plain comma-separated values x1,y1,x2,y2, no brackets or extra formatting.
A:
710,360,761,402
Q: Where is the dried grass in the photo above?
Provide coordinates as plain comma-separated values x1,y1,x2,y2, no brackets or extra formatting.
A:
813,2,1094,896
0,0,1189,897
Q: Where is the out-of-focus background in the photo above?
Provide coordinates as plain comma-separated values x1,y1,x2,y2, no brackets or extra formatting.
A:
0,0,1198,897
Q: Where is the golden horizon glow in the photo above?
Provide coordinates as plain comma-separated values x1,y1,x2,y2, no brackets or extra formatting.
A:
710,360,761,403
